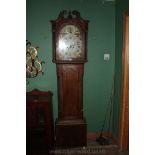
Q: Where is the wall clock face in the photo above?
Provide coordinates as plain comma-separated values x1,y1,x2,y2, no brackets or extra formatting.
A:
57,25,83,60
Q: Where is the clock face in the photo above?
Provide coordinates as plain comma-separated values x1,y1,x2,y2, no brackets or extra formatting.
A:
57,25,83,60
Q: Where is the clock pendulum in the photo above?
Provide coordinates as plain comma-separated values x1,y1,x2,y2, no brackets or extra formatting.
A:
50,10,89,148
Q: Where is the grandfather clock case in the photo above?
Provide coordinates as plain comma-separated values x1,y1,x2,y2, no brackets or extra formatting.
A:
50,10,89,148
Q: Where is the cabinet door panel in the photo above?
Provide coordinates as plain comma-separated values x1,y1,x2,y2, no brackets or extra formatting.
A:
27,104,38,127
57,64,83,120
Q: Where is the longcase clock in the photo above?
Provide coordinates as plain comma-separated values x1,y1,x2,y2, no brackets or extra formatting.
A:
50,10,89,148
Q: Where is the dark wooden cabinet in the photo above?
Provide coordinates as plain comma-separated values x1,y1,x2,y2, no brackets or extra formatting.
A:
26,89,54,154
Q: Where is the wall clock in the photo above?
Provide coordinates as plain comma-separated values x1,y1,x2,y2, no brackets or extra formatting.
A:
50,10,89,148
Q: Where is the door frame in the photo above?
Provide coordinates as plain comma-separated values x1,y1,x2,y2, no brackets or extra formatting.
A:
118,10,129,151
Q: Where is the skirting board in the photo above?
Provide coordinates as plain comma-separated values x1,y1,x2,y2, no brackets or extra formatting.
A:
87,132,118,144
87,132,112,141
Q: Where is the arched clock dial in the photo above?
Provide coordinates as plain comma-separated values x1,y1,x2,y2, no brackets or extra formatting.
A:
58,25,82,59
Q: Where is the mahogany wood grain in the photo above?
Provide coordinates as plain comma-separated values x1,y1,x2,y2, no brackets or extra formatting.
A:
57,64,84,120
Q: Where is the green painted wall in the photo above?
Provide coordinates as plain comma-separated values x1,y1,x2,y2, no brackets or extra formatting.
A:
26,0,115,132
112,0,129,137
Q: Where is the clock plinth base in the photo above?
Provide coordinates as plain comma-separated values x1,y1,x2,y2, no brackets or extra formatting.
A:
55,118,87,148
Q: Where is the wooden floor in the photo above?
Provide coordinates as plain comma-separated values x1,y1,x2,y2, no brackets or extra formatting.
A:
28,148,128,155
27,139,129,155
